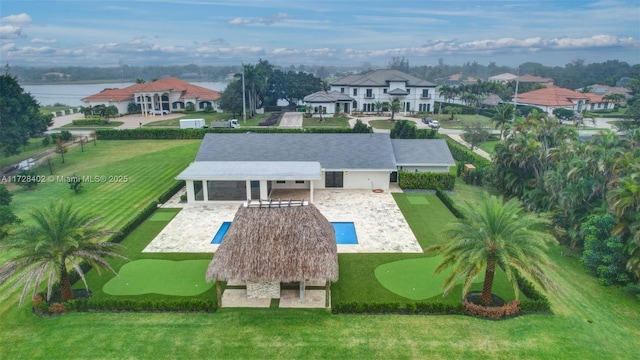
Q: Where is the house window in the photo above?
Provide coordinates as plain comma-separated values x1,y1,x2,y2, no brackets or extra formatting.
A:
366,89,373,98
341,88,345,93
407,89,411,94
422,89,429,98
383,88,388,94
353,88,358,96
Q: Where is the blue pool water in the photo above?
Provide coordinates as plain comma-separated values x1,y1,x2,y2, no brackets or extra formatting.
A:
211,221,358,245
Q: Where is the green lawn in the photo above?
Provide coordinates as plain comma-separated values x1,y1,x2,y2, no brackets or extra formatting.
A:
0,138,55,169
144,112,272,127
9,139,200,230
368,119,395,129
478,140,499,155
57,121,124,130
302,117,350,127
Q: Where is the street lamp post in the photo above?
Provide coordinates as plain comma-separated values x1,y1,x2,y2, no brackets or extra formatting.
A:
241,63,246,123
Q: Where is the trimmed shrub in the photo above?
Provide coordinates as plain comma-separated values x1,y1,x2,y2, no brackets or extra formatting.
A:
72,119,108,126
60,298,216,313
398,171,455,190
435,189,464,219
443,135,492,170
95,127,356,140
157,181,185,204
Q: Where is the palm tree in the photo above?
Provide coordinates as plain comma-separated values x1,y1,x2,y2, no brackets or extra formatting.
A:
374,101,383,115
0,202,128,305
388,98,401,122
427,193,557,306
492,103,514,140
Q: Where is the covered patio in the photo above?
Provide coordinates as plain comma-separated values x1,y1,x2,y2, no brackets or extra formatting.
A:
176,161,322,203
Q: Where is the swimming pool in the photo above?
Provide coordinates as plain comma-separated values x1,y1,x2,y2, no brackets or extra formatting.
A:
211,221,358,245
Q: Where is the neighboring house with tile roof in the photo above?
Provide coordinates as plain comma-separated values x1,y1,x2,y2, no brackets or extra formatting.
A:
176,133,455,202
583,84,632,106
488,73,518,84
303,90,355,116
311,69,436,116
516,74,554,87
82,77,221,116
515,87,614,115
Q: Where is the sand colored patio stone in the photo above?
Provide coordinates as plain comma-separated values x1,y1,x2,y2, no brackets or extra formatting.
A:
145,187,422,254
221,289,271,308
279,290,328,308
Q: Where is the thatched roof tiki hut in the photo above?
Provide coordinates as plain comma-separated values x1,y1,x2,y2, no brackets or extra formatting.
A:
206,204,339,308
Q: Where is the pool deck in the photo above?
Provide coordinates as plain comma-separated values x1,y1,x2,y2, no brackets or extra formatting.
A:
143,186,423,254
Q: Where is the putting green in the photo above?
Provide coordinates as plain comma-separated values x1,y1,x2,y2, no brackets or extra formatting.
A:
374,257,484,300
406,195,430,205
103,259,213,296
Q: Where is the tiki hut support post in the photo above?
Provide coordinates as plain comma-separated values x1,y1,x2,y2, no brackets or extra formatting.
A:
216,281,222,308
325,280,330,308
299,280,305,300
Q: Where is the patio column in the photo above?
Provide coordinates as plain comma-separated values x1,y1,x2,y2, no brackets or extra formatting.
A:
202,181,209,201
299,280,305,300
186,180,195,202
259,180,268,200
310,181,314,204
245,180,252,201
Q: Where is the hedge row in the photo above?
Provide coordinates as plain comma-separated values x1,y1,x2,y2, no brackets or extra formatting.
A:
110,201,158,243
435,189,465,219
95,127,356,140
443,136,493,168
158,180,185,204
332,301,464,315
398,171,455,190
36,297,217,315
513,269,552,312
332,297,548,315
72,119,107,126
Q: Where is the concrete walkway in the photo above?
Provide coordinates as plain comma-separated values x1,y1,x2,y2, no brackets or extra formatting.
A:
278,112,303,128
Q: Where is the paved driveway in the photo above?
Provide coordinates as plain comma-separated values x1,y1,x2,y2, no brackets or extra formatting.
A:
279,112,303,127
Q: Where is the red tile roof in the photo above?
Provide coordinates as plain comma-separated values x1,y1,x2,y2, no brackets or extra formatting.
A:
82,77,221,102
517,87,590,107
517,74,554,83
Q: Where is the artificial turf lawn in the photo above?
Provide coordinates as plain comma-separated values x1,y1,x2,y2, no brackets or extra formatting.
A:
103,259,213,296
375,257,473,300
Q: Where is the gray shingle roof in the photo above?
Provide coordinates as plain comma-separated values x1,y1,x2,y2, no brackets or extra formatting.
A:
332,69,435,87
196,133,397,171
303,90,354,103
391,139,456,166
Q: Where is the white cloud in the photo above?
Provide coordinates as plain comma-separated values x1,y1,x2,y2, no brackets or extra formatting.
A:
228,13,291,26
1,13,32,24
0,25,26,39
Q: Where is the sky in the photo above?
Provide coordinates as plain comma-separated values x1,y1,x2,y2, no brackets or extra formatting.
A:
1,0,639,68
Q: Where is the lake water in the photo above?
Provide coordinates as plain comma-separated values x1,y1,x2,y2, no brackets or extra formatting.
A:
22,81,229,107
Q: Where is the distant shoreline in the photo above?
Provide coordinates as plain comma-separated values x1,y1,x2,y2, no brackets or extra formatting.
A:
19,78,228,86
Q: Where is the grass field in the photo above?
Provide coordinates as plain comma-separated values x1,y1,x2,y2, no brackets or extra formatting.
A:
368,119,395,129
9,139,200,230
1,141,639,359
302,117,350,127
0,138,55,169
58,121,124,130
144,112,271,127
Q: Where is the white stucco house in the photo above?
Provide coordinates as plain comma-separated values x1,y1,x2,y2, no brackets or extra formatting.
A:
82,77,221,116
303,69,437,116
176,133,455,203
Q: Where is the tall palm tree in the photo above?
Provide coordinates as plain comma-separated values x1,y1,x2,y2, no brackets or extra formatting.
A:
427,193,557,306
388,98,401,122
492,103,514,140
0,202,127,305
